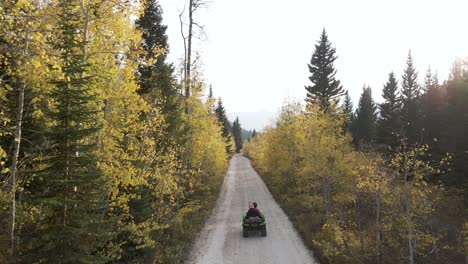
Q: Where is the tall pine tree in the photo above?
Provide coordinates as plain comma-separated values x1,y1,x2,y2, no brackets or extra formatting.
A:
136,0,181,137
378,72,402,146
400,51,422,143
232,117,243,153
421,66,444,148
353,86,377,145
28,1,111,262
215,98,233,155
341,90,354,132
305,29,344,111
440,60,468,187
251,129,257,138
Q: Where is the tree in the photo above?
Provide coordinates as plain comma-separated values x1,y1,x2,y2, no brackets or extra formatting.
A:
378,72,402,146
0,0,231,263
400,51,422,143
179,0,207,99
341,91,354,132
251,129,257,138
388,142,440,264
241,127,254,142
215,98,233,155
28,1,111,261
353,86,377,145
232,117,243,153
422,66,435,94
305,29,344,110
0,0,49,258
420,67,444,152
440,59,468,187
244,102,455,264
136,0,181,138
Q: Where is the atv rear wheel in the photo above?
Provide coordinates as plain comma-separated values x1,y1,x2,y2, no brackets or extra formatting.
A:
243,227,248,237
261,225,267,237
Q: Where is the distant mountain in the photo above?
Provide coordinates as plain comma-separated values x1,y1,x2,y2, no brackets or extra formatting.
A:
227,111,278,132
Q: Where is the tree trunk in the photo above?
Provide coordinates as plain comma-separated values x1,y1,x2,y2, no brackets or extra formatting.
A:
375,193,382,264
407,202,414,264
322,175,331,219
8,81,25,261
403,147,415,264
355,190,364,254
178,9,187,96
8,25,30,260
186,0,193,99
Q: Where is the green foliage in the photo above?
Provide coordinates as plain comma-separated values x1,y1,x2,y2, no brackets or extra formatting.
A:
400,51,422,143
19,1,112,262
378,72,402,147
439,60,468,188
136,0,182,141
232,117,243,153
353,86,377,145
215,98,234,155
305,29,344,110
16,1,110,263
341,90,354,132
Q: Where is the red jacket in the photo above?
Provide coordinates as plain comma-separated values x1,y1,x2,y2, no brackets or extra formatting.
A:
253,208,261,215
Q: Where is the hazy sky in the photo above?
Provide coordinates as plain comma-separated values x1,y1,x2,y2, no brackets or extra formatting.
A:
159,0,467,114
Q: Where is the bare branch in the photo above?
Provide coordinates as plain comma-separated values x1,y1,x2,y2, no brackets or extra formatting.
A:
192,0,208,10
192,22,208,41
178,6,188,87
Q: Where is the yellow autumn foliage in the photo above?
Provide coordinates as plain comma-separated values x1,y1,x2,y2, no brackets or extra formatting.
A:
244,102,460,264
0,0,229,263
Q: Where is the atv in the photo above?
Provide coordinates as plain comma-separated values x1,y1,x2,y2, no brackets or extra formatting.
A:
242,214,267,237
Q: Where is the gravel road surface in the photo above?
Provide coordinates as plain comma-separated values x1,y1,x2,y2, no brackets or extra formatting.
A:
186,155,318,264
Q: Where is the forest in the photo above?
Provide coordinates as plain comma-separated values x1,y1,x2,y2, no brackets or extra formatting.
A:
0,0,244,263
244,30,467,264
1,0,467,263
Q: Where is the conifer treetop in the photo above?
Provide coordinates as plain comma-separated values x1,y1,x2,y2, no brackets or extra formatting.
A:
305,29,344,110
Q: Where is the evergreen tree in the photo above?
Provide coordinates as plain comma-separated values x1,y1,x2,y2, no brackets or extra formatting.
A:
440,60,468,187
29,1,111,262
136,0,181,137
241,127,254,142
421,67,443,146
305,29,344,110
341,91,354,132
422,66,435,94
215,98,233,155
353,86,377,145
378,72,402,146
400,51,422,143
232,117,243,153
252,129,257,138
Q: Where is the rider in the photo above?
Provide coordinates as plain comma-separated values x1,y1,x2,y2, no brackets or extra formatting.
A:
253,202,261,216
245,202,262,219
246,202,258,218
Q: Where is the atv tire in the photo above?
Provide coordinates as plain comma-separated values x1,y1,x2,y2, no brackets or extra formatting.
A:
243,227,248,237
261,225,267,237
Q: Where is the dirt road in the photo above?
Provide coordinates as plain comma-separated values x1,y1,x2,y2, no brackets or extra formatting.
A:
186,155,318,264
